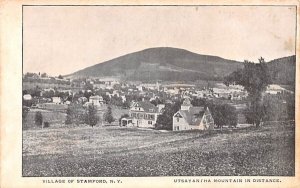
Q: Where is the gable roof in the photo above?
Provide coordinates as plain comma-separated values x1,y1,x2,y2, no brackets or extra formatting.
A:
132,101,158,113
175,106,206,125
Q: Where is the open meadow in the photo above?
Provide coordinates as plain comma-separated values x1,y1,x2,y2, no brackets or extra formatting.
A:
22,122,294,177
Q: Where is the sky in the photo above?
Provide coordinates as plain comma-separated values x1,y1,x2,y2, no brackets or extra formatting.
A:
23,6,296,76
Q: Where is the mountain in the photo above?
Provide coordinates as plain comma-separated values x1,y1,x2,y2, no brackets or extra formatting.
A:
267,55,296,85
68,47,295,84
68,47,243,81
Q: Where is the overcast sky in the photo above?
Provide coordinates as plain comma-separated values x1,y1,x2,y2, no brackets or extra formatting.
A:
23,6,296,76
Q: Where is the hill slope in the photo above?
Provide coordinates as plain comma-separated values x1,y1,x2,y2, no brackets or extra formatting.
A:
69,47,243,81
68,47,295,84
267,55,296,85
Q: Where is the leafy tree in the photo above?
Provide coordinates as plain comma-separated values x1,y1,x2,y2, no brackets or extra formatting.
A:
58,75,63,79
261,94,286,121
286,93,295,120
84,104,99,127
24,72,38,78
191,97,207,107
122,100,130,109
41,73,47,78
35,111,43,126
84,90,93,100
42,90,55,98
22,106,29,122
206,102,237,128
150,98,163,106
104,106,115,124
224,57,271,127
65,103,85,125
155,101,181,130
110,95,123,106
65,106,73,125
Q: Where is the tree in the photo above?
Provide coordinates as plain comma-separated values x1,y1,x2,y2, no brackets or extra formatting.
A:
58,75,63,79
84,104,99,127
104,106,115,124
35,111,43,126
41,72,47,78
22,106,29,122
286,93,295,120
224,57,271,127
191,97,207,107
65,103,86,125
206,102,237,128
261,94,286,122
155,101,181,130
84,90,93,100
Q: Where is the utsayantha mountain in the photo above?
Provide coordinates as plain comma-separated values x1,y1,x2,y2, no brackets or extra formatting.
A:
68,47,295,85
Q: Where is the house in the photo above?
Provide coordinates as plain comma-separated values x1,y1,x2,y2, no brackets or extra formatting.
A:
52,97,61,104
172,98,214,131
129,101,161,128
89,95,104,106
23,94,32,101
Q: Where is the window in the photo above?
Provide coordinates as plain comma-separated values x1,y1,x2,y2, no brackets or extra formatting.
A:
177,117,180,122
148,121,152,125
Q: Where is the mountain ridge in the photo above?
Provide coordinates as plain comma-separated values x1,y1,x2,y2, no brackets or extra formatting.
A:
67,47,295,84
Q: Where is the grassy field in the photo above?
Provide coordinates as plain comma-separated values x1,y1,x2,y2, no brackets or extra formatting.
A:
22,122,294,177
23,105,128,128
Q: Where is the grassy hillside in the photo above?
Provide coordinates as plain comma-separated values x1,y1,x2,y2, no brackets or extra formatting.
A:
23,122,294,176
68,48,295,84
267,55,296,86
69,47,243,81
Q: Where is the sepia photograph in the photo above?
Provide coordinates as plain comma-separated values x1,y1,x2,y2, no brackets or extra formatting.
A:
20,4,296,178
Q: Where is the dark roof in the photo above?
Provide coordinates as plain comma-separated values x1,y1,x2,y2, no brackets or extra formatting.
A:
176,107,206,125
132,101,158,113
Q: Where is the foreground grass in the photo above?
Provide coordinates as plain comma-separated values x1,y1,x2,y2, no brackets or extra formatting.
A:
23,123,294,176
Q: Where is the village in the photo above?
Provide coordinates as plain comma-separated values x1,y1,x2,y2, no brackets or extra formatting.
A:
22,72,293,131
22,71,295,177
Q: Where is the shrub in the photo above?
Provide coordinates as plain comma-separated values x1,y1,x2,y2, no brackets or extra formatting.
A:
44,122,50,128
155,101,181,130
84,104,99,127
104,106,115,124
35,111,43,126
22,106,29,121
65,103,85,125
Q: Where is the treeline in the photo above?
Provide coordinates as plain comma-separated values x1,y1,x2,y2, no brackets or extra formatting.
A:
23,77,71,85
65,104,115,127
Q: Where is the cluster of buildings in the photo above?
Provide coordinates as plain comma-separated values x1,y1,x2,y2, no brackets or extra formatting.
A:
120,98,215,131
23,74,269,131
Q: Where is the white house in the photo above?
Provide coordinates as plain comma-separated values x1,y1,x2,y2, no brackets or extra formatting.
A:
89,95,104,106
172,98,214,131
23,94,32,101
128,101,161,128
52,97,61,104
